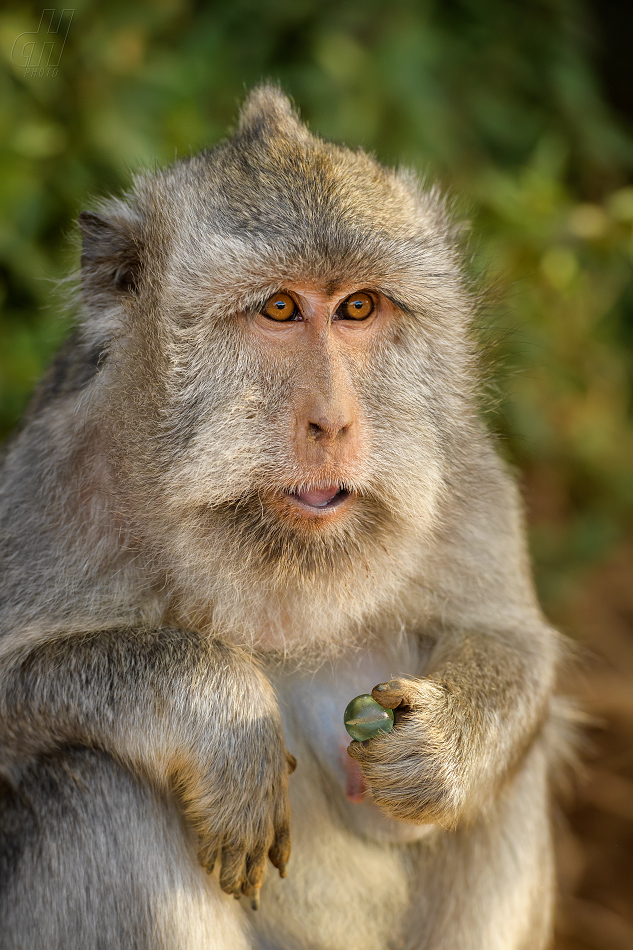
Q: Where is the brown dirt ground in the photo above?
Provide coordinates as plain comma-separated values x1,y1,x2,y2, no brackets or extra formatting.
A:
553,542,633,950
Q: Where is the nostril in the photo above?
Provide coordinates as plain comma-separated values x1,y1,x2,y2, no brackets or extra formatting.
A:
307,420,350,442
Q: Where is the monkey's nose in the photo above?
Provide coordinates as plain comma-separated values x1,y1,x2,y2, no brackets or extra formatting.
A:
305,416,352,444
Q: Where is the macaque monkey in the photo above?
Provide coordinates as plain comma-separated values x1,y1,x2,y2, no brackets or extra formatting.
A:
0,86,569,949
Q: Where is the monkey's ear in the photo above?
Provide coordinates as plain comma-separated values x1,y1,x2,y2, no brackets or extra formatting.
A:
236,84,307,141
78,209,143,304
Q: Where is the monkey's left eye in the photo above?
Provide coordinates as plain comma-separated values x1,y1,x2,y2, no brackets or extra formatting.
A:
261,292,299,321
337,292,374,320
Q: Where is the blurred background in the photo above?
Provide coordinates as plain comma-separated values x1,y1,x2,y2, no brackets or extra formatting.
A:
0,1,631,945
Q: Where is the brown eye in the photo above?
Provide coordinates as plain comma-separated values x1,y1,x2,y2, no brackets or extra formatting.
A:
261,292,297,321
339,292,374,320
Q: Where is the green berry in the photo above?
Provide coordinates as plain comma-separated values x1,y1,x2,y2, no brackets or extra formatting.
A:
344,694,394,742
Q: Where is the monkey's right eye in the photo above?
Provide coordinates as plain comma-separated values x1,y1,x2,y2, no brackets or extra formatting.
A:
261,293,298,321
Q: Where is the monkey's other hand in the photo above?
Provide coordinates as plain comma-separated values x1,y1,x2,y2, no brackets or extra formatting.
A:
182,714,296,906
346,676,468,827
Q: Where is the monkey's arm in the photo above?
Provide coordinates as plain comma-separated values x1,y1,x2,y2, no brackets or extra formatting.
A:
348,458,561,828
348,621,558,827
0,629,292,901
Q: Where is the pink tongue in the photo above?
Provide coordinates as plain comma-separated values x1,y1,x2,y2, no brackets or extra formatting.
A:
296,487,340,508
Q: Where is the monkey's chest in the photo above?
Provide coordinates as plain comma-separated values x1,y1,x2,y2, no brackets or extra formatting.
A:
274,648,436,844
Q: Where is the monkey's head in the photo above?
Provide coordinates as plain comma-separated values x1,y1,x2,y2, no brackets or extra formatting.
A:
78,86,476,655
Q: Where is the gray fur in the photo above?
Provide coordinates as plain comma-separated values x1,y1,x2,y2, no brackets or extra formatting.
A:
0,85,569,948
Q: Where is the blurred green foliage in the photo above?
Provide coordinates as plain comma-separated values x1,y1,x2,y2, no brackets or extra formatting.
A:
1,0,632,614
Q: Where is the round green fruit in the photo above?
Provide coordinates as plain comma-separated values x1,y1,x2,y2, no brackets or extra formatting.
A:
344,694,394,742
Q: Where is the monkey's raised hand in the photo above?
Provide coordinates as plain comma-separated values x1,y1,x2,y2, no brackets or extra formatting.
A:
0,629,294,908
346,629,552,830
346,676,463,826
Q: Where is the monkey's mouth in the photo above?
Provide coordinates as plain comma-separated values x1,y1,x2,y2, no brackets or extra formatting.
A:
285,486,351,514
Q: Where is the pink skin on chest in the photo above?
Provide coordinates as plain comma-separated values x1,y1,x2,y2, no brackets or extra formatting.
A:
341,742,368,803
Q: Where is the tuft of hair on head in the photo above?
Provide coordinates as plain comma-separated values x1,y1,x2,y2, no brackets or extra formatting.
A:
235,83,310,144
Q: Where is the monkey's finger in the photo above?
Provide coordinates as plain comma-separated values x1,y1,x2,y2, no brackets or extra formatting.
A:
268,825,291,878
346,739,363,760
245,845,268,887
219,844,248,896
347,739,373,766
372,679,409,709
269,781,291,877
242,847,268,907
286,751,297,774
240,877,262,911
202,847,218,875
249,885,262,911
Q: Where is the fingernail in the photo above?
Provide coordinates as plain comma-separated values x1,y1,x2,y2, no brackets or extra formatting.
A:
375,683,389,691
233,892,241,901
279,863,287,878
251,889,261,911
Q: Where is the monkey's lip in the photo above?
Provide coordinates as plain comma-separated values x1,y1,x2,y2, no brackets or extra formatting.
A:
285,486,351,513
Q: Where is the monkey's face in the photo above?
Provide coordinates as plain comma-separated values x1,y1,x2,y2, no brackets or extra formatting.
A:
243,282,399,527
123,251,459,650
